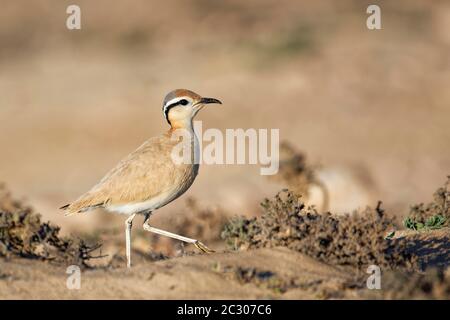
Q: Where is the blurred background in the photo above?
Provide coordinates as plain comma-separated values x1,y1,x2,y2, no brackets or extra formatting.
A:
0,0,449,249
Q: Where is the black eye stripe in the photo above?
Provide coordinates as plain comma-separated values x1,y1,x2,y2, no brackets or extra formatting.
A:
163,98,190,123
165,99,189,110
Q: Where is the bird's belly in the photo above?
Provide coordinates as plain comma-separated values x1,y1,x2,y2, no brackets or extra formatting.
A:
106,192,172,215
106,198,160,215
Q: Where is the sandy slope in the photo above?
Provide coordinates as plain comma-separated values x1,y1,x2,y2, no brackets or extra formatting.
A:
0,247,354,300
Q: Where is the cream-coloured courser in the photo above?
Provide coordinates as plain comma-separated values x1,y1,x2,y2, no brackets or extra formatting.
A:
61,89,221,267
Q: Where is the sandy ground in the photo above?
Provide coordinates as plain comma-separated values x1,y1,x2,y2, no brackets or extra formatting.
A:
1,227,448,300
0,247,361,299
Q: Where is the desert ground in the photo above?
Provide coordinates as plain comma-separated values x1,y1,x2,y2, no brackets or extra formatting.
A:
0,1,449,299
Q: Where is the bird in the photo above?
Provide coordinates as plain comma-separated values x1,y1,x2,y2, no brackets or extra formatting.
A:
60,89,222,268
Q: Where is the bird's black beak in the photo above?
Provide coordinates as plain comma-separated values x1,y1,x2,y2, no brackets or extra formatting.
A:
200,97,222,105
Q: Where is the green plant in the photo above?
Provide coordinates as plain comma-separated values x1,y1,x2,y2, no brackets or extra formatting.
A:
404,215,446,231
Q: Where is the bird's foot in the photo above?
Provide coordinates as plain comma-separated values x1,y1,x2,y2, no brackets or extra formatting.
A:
194,240,215,253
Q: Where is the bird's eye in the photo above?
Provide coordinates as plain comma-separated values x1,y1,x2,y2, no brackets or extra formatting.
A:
179,99,189,106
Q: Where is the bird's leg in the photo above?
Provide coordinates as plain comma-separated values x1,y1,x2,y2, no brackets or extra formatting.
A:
143,213,214,253
125,213,136,268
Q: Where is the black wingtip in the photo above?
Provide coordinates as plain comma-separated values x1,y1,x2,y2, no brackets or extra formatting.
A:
59,204,70,210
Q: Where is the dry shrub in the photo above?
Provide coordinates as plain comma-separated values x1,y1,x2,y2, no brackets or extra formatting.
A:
0,185,101,266
222,190,416,270
405,176,449,230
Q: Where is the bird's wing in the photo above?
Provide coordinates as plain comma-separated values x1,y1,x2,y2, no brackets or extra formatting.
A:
62,133,184,215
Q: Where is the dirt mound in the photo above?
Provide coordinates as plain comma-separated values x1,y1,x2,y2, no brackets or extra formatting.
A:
222,188,449,271
0,185,101,266
267,142,328,211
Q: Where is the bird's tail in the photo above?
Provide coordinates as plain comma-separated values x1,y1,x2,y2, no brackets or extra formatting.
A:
59,197,105,216
59,203,78,216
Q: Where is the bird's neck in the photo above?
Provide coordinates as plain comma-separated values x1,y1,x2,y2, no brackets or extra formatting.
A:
168,119,200,165
169,118,193,130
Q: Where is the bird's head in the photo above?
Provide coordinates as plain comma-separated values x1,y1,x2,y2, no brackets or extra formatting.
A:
162,89,222,129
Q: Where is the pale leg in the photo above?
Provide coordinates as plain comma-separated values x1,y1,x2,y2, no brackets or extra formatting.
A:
142,214,214,253
125,214,136,268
